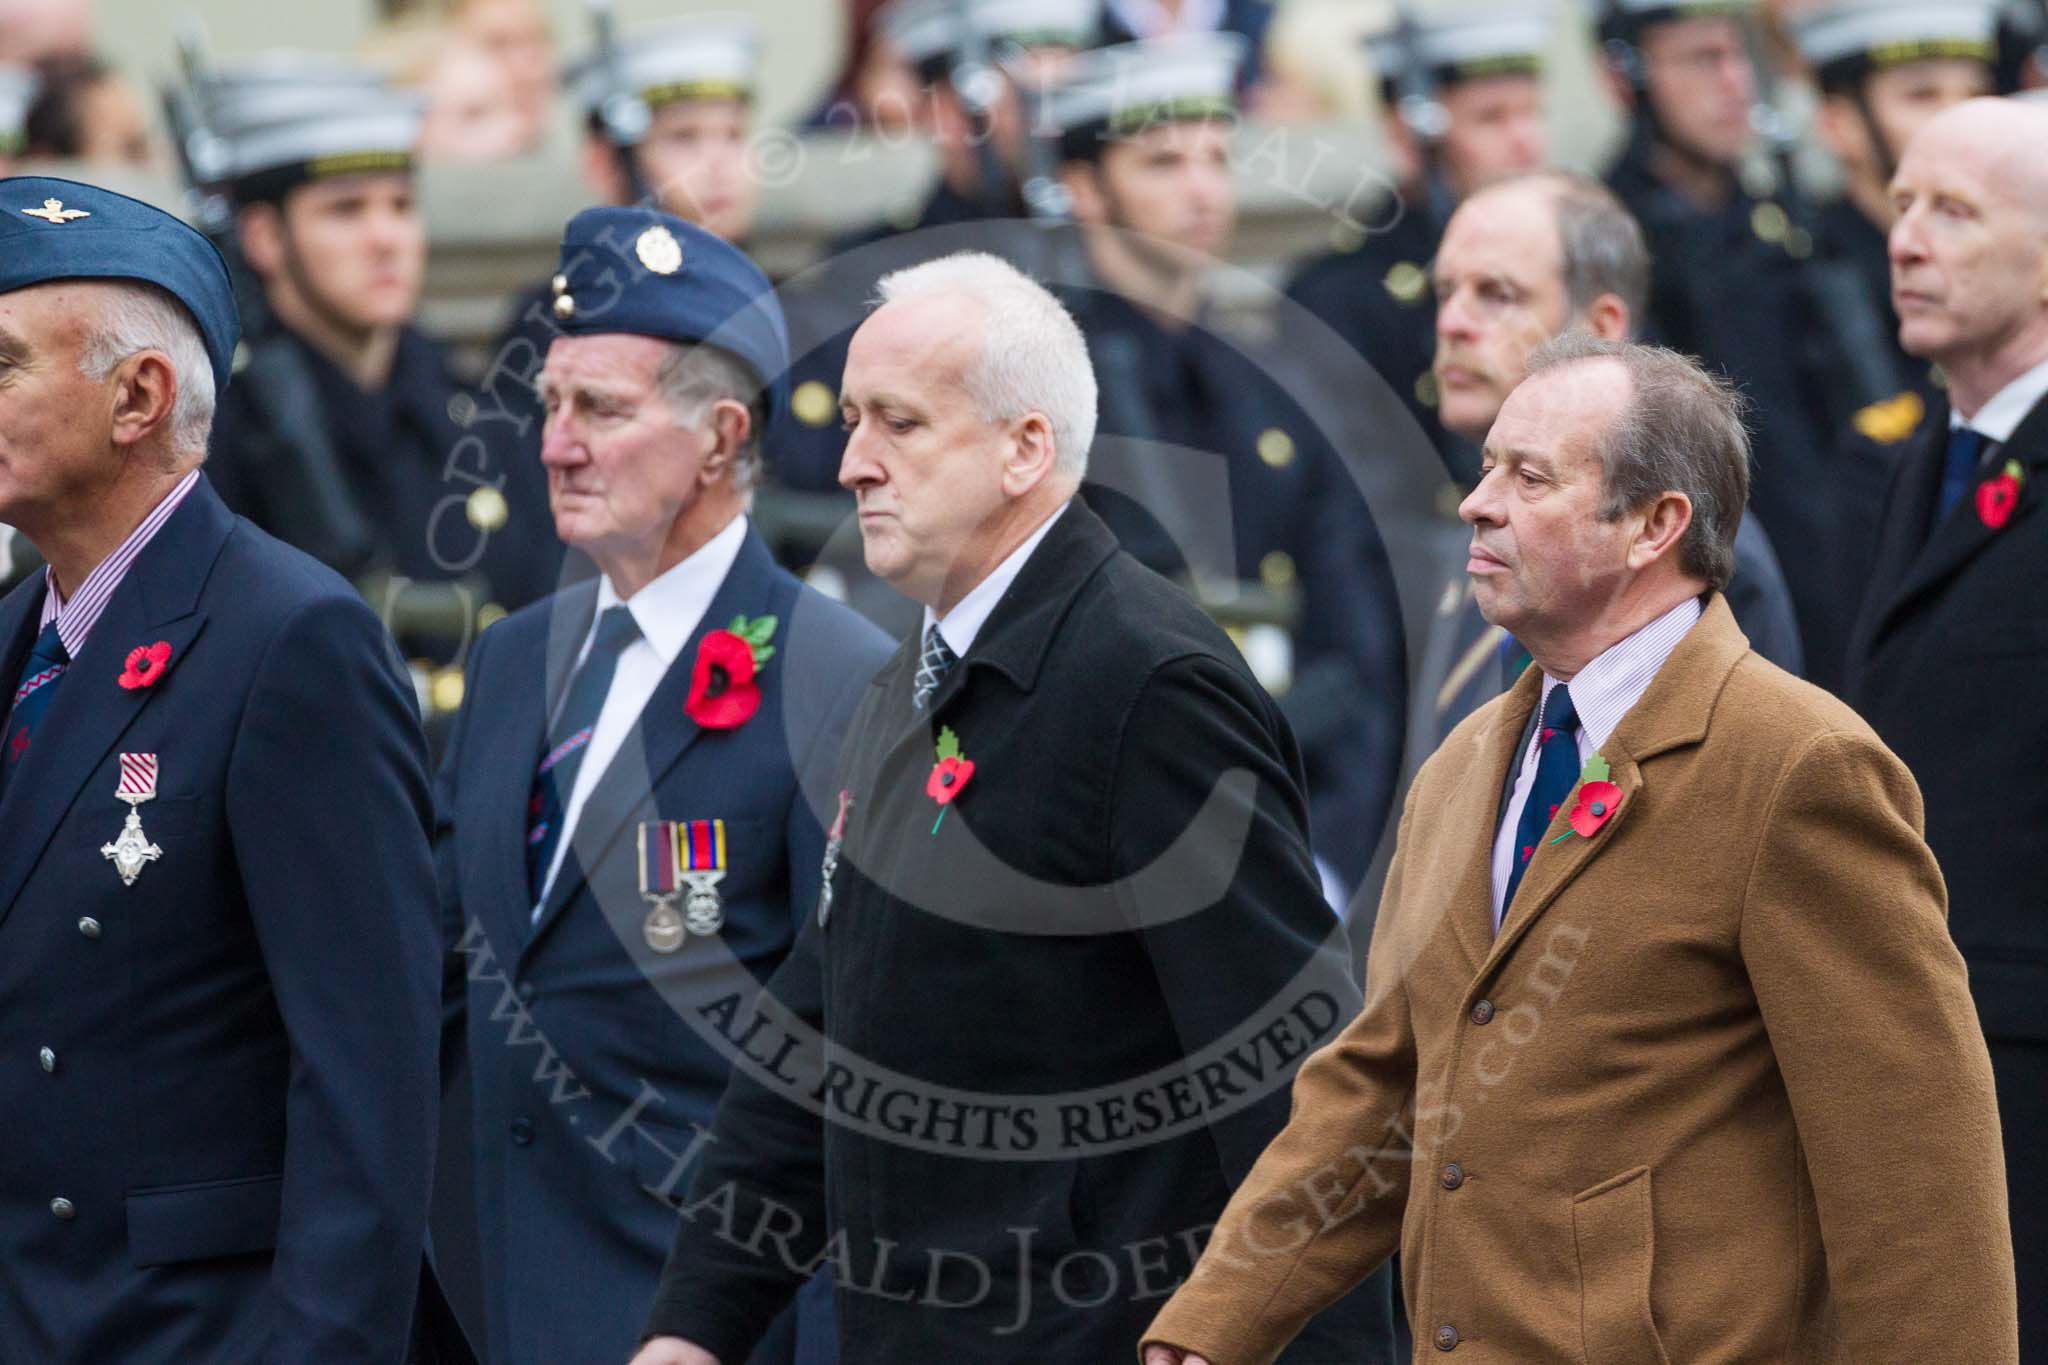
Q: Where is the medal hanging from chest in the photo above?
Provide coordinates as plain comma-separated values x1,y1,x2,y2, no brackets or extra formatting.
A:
100,753,163,886
636,818,728,953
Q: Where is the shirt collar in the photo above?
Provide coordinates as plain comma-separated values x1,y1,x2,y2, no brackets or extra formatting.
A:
1950,352,2048,444
1536,594,1704,753
40,468,202,657
921,502,1070,659
594,513,750,667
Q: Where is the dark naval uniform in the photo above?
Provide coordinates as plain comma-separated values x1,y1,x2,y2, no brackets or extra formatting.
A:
643,501,1393,1363
1066,283,1408,894
1285,205,1468,483
209,323,562,615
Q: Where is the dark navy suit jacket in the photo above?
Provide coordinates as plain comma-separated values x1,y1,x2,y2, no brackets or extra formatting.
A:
435,525,889,1365
0,475,440,1363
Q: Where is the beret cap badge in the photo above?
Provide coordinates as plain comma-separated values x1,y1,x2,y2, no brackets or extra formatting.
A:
636,224,684,275
22,198,89,224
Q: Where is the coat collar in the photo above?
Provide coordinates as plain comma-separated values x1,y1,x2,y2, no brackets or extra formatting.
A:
867,498,1122,760
524,526,785,960
1441,594,1747,978
0,475,231,929
1868,390,2047,646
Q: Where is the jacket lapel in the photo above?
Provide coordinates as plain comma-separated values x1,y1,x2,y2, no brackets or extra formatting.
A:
523,530,780,958
0,479,230,925
1869,393,2048,645
1438,670,1542,975
1478,596,1746,980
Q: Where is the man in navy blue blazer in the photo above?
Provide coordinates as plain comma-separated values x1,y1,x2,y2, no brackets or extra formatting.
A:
0,178,439,1361
433,208,889,1365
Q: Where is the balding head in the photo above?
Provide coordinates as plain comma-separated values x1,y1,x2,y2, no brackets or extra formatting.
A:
1889,97,2048,412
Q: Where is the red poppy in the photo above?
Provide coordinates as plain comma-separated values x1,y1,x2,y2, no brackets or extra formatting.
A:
1568,780,1623,838
1978,472,2021,530
118,640,173,690
925,756,975,805
686,629,761,730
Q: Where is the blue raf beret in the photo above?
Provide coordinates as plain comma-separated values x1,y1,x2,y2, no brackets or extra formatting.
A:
0,176,238,393
548,206,790,421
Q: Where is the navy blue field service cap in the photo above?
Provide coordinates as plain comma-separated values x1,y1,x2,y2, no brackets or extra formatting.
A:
0,175,238,392
548,205,791,419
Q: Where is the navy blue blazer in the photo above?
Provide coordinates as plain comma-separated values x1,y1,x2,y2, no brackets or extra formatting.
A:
435,525,890,1365
0,475,440,1363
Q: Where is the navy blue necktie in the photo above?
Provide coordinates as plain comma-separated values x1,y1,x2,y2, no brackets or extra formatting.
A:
1501,683,1579,919
1934,426,1987,531
526,605,640,904
1,621,68,802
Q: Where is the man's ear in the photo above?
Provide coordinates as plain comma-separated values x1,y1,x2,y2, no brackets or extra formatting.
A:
1584,293,1630,341
1627,491,1693,573
699,398,754,484
237,202,284,277
1813,94,1869,171
1000,410,1060,498
1058,162,1105,226
108,350,180,456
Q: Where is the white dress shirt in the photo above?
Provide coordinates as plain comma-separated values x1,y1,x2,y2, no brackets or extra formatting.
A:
1950,352,2048,445
920,502,1069,658
1490,595,1703,932
535,513,750,911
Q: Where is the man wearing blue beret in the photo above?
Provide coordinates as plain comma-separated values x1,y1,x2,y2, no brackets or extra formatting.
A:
433,206,889,1365
0,176,439,1361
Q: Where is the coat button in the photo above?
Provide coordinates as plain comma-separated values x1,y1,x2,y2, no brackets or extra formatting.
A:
1470,999,1494,1025
1434,1324,1459,1352
50,1197,75,1220
1440,1162,1464,1190
77,917,101,939
510,1117,535,1146
38,1047,55,1073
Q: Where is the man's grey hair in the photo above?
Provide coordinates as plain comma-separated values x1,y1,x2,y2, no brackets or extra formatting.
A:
654,341,767,495
1526,331,1749,591
1487,171,1652,327
77,281,216,460
872,251,1098,478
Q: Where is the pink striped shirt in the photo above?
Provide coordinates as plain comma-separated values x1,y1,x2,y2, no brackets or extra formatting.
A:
38,469,201,658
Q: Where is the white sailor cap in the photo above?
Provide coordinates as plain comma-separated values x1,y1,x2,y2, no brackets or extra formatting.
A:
204,53,422,202
1792,0,2001,83
1041,31,1246,159
880,0,1102,78
1365,7,1556,90
567,15,762,118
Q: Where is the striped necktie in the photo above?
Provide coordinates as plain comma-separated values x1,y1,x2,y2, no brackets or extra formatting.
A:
527,605,640,904
1501,683,1579,922
1,621,68,801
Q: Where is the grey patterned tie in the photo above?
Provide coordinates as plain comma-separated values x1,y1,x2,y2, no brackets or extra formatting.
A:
913,623,958,711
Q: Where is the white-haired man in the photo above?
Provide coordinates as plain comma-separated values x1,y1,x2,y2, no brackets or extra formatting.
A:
631,251,1385,1363
0,178,438,1362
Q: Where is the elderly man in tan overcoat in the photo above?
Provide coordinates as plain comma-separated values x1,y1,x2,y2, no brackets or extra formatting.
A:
1141,335,2017,1364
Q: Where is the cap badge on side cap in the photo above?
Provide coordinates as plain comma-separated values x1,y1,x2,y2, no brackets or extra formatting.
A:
22,198,90,224
636,225,684,275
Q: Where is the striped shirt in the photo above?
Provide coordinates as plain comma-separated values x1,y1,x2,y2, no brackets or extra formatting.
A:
1490,594,1704,931
38,469,201,658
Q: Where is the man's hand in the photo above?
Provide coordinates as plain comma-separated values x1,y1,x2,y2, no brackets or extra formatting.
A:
628,1338,720,1365
1142,1347,1213,1365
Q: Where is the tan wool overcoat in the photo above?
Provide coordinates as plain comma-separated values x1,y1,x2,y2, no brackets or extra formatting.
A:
1145,596,2016,1363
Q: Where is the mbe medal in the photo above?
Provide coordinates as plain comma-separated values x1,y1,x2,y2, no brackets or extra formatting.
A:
677,818,728,936
100,753,163,886
636,821,687,954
